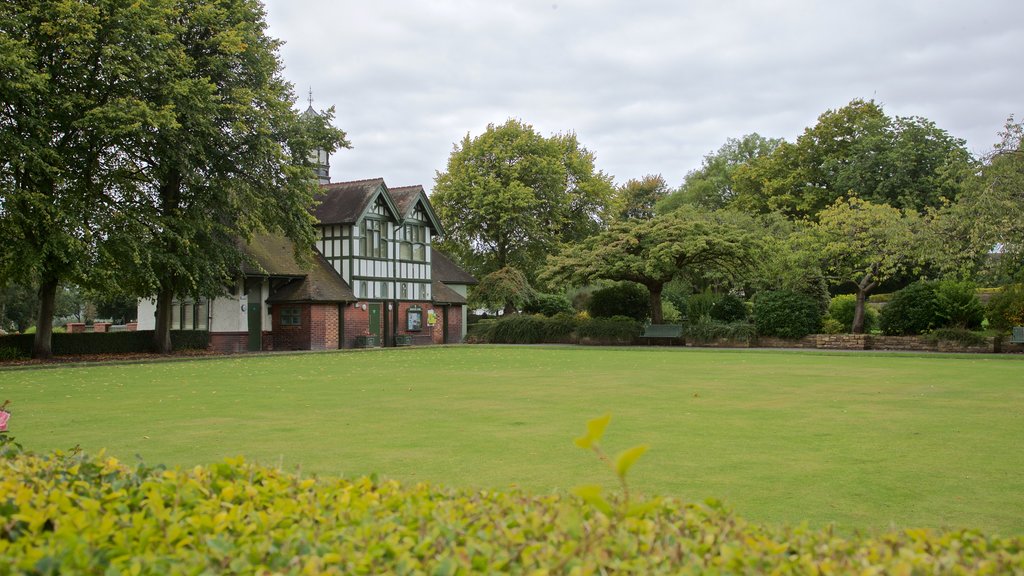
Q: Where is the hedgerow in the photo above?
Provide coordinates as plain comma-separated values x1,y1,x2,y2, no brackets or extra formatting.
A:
0,330,208,357
1,442,1022,575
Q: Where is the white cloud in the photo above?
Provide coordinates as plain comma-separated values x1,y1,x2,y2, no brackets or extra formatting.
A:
265,0,1023,191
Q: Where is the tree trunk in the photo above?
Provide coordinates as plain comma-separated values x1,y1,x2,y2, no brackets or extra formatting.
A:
153,285,174,354
503,301,517,316
649,289,664,324
32,275,58,359
851,276,877,334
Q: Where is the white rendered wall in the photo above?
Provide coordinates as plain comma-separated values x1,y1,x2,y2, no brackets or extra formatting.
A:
136,299,157,330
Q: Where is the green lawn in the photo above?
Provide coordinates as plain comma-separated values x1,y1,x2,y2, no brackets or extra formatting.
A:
3,346,1023,535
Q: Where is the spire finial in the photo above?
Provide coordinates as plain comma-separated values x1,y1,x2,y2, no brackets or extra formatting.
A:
308,87,314,108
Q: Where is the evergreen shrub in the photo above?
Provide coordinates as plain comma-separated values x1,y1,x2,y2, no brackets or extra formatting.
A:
827,294,878,333
880,282,939,335
986,284,1024,332
710,293,748,323
933,280,984,329
468,314,639,344
2,443,1021,575
587,283,649,321
0,330,208,357
752,290,822,339
523,292,575,317
926,327,989,348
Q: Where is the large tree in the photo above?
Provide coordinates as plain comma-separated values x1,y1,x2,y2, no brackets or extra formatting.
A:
0,0,174,357
432,119,615,281
101,0,349,353
541,207,761,323
658,133,781,213
732,99,972,218
614,174,669,220
812,197,922,333
955,116,1024,281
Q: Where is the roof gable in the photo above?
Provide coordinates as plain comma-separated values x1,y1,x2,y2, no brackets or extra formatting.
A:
314,178,401,225
387,185,445,235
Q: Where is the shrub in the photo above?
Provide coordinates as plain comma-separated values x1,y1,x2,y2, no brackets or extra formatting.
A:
661,300,682,324
523,292,574,317
588,282,649,321
985,284,1024,332
820,316,845,334
933,280,984,329
0,346,27,361
685,291,716,321
2,444,1021,575
466,314,579,344
827,294,878,333
879,281,939,335
0,330,209,357
926,327,989,348
710,293,748,323
576,316,642,343
752,290,822,339
685,316,756,344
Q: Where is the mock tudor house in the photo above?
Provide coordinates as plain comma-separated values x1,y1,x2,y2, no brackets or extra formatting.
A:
137,127,477,352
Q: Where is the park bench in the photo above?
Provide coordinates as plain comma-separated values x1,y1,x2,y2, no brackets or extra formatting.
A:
638,324,684,345
1011,327,1024,344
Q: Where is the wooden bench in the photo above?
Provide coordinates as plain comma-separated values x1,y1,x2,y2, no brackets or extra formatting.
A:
1011,327,1024,344
638,324,684,345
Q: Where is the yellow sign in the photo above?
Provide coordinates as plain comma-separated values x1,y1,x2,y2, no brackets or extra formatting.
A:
427,309,437,326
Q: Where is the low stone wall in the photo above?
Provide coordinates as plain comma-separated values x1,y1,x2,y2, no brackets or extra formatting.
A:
815,334,870,350
869,335,936,352
754,336,817,348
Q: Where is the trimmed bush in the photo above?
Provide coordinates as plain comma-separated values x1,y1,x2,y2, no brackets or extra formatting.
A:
2,444,1022,575
934,280,984,329
587,282,649,321
469,314,640,345
661,300,682,324
0,330,209,357
827,294,878,333
685,290,716,321
985,284,1024,332
523,292,575,317
752,290,822,339
880,282,939,336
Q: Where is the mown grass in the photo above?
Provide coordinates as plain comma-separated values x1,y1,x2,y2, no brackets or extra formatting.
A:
2,346,1022,535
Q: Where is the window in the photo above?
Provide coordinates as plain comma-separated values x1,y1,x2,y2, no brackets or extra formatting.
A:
360,220,385,258
170,300,209,331
418,283,428,300
281,306,301,326
400,282,409,299
407,307,423,331
359,281,368,298
402,224,427,262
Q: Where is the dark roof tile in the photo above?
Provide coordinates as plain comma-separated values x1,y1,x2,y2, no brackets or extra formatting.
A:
431,250,478,285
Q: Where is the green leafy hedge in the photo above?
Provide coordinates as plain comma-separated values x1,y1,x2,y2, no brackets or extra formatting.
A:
0,330,208,357
1,444,1022,575
467,314,641,345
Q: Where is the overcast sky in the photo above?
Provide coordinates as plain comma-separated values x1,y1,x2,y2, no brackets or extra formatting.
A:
264,1,1022,194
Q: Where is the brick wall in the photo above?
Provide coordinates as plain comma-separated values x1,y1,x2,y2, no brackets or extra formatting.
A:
309,304,339,350
447,305,463,344
271,305,311,351
209,332,248,353
343,303,371,349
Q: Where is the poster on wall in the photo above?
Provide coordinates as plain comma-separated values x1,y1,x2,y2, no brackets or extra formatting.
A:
427,309,437,326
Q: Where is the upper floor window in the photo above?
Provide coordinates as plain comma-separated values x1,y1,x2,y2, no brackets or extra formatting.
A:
360,219,386,259
401,224,427,262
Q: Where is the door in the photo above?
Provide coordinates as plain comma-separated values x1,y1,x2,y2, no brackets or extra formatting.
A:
246,280,262,351
368,303,381,346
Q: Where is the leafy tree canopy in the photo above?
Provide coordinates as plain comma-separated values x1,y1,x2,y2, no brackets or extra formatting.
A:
470,266,535,315
541,207,762,323
614,174,669,220
658,133,781,213
432,119,615,282
732,99,972,218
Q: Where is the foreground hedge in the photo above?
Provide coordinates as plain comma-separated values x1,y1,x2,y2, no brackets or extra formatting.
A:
0,330,208,358
1,445,1022,574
